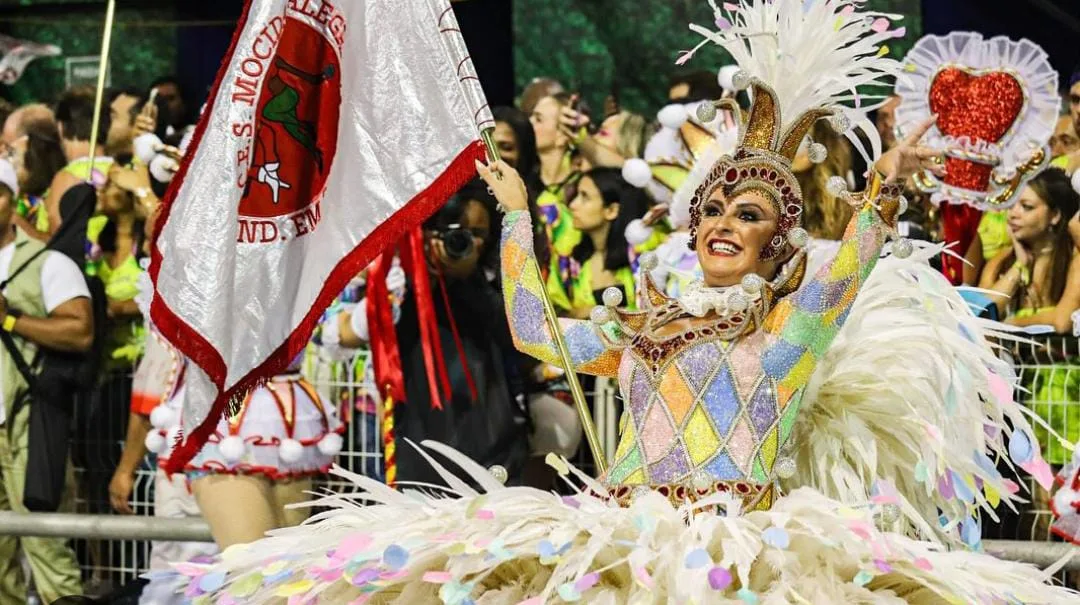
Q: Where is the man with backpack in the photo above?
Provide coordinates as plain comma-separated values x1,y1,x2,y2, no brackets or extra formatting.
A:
0,159,93,604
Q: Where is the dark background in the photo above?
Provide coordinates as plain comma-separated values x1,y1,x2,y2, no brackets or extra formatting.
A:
0,0,1076,115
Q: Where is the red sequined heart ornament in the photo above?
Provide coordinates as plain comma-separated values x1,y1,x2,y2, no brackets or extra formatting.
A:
929,68,1025,192
929,68,1024,143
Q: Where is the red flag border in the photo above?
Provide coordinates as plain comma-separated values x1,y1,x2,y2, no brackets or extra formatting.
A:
149,0,485,473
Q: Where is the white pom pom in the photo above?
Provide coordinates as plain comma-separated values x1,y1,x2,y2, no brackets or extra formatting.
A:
133,133,162,165
144,430,166,454
149,405,177,430
278,438,304,464
621,158,652,188
892,238,914,259
1072,168,1080,196
731,70,751,91
695,101,717,123
830,113,851,134
727,291,749,312
488,464,509,485
639,251,659,271
774,456,796,479
590,305,611,325
602,287,624,307
624,218,653,246
826,176,848,196
149,153,178,183
717,65,740,93
740,273,764,294
808,143,827,164
219,435,246,463
657,104,688,130
787,227,809,249
317,432,343,457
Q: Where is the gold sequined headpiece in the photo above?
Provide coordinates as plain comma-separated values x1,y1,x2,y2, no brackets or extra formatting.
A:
688,82,834,259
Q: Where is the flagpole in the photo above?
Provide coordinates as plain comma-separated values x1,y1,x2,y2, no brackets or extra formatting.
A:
480,128,607,475
87,0,117,179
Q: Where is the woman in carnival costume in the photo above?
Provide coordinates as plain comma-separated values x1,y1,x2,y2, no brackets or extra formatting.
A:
178,1,1077,602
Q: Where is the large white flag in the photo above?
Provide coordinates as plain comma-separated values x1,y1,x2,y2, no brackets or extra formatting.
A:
151,0,492,468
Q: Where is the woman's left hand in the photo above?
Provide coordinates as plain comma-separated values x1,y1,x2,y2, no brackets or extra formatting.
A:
874,116,945,184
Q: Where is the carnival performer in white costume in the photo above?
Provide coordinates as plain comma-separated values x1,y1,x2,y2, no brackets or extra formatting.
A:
173,1,1076,602
137,282,344,549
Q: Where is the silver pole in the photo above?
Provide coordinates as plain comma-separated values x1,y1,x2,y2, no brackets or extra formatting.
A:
983,539,1080,571
0,514,1076,570
0,511,213,542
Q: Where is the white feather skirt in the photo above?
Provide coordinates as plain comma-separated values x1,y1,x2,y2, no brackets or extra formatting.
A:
168,243,1078,604
170,449,1076,604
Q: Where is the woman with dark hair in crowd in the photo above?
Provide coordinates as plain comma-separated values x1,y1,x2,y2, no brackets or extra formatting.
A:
980,167,1080,471
981,168,1080,333
561,167,649,318
492,106,539,187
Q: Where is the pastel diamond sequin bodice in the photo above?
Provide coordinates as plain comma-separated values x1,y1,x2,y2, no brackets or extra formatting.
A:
607,330,793,486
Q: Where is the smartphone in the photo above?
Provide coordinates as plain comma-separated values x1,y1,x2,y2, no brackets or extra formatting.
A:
144,88,159,113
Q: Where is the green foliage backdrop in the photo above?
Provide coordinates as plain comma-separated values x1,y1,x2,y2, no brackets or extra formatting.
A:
514,0,922,116
1,4,177,104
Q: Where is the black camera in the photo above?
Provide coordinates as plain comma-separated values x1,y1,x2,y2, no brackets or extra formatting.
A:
438,224,475,260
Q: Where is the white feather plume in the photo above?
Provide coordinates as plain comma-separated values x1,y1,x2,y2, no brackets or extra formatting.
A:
683,0,905,163
784,241,1050,543
171,441,1077,603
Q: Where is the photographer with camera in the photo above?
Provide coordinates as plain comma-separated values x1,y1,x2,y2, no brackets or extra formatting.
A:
327,179,528,487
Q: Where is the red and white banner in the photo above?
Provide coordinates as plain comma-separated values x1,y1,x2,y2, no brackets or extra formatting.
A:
151,0,492,470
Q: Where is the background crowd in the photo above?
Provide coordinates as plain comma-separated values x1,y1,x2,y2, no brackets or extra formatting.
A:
0,31,1079,605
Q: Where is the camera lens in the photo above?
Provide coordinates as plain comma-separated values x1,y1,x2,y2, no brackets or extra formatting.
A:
442,228,474,260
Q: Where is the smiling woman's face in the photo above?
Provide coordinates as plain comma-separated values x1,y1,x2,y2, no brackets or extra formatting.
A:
694,187,784,287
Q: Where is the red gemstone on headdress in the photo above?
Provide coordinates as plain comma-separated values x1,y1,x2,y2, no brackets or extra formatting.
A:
780,185,791,195
736,483,749,494
615,486,629,498
717,483,730,492
768,170,777,180
725,168,738,183
657,485,671,497
750,167,759,178
786,204,800,215
674,486,688,500
740,169,748,178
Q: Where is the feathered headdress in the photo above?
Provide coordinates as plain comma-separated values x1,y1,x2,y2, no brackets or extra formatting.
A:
676,0,905,259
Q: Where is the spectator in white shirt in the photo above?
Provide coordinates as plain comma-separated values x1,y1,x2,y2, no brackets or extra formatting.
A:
0,158,92,605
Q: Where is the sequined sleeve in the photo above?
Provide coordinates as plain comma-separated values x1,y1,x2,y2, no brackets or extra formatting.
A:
762,177,903,393
501,210,622,377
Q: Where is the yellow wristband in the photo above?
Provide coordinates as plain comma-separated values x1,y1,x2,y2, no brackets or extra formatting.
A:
3,314,17,332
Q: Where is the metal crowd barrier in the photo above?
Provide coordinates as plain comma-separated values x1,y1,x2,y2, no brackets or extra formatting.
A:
9,334,1079,595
